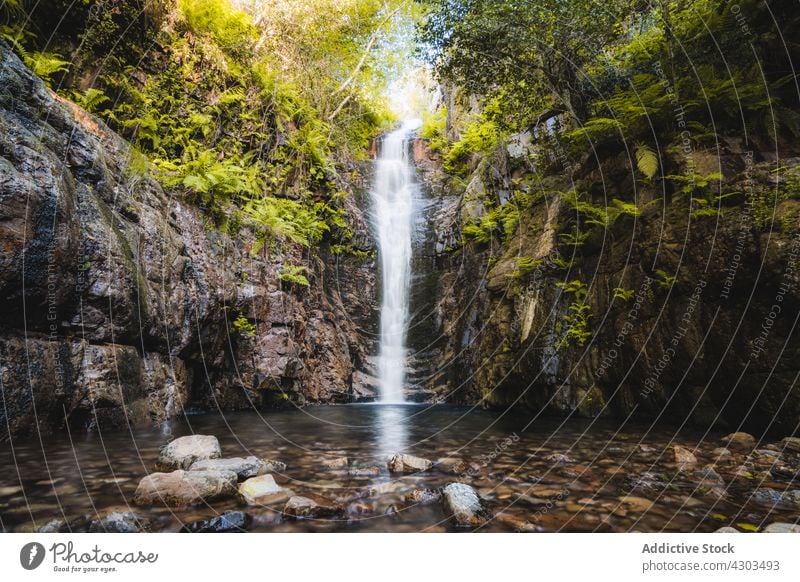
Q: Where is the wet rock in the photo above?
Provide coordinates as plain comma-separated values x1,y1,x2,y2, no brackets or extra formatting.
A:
157,435,222,470
712,447,733,461
283,496,342,519
780,437,800,453
38,519,68,533
189,456,284,480
387,453,433,474
724,432,756,452
133,470,237,507
436,457,469,475
238,474,293,506
763,522,800,533
544,453,572,464
346,501,374,517
625,472,669,493
751,488,800,507
442,483,490,527
673,445,698,469
770,463,800,483
494,513,540,532
694,466,725,486
182,511,252,533
89,512,148,533
404,489,442,505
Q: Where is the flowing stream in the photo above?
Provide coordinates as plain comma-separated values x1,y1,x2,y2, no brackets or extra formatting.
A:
371,121,420,403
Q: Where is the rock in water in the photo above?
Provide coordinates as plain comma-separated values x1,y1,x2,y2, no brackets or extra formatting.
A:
283,496,342,519
781,437,800,453
157,435,222,470
751,488,800,507
404,489,442,505
89,512,148,533
724,432,757,452
673,445,698,469
190,456,284,480
763,522,800,533
387,453,433,474
133,470,237,507
238,474,293,506
182,511,252,533
442,483,489,527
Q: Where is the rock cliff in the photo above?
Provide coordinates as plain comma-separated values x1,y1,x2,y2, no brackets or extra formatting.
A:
0,41,378,438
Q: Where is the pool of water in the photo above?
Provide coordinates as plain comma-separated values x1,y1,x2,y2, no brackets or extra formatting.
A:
1,404,797,532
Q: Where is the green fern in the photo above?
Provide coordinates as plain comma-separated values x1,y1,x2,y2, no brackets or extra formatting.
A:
635,142,659,180
25,51,70,85
612,287,635,302
278,264,310,286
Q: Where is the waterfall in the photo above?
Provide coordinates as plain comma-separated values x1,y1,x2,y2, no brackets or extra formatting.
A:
371,120,419,403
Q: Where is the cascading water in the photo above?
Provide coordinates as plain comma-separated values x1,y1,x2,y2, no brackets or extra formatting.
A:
371,120,420,404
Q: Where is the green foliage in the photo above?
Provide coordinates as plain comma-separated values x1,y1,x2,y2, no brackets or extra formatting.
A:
556,279,591,349
562,190,641,229
72,87,110,113
419,106,448,152
509,256,542,279
245,196,330,253
278,264,310,287
231,314,257,338
612,287,635,302
635,143,659,180
178,0,256,56
654,269,677,289
559,226,590,250
444,115,499,174
24,51,69,85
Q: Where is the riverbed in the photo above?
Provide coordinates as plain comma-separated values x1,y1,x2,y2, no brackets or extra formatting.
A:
1,405,797,532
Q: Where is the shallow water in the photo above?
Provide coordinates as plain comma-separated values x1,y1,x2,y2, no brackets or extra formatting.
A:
1,404,797,532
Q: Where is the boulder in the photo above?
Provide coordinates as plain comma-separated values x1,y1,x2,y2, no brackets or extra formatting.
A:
283,495,342,519
88,512,148,533
763,522,800,533
442,483,489,527
189,456,284,480
182,511,252,533
724,432,757,452
387,453,433,474
133,470,237,507
238,474,293,506
157,435,222,470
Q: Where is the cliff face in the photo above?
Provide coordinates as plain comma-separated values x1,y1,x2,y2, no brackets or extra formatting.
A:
413,134,800,436
0,42,378,438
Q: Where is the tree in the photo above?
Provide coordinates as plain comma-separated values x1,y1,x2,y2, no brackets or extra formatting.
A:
417,0,631,122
